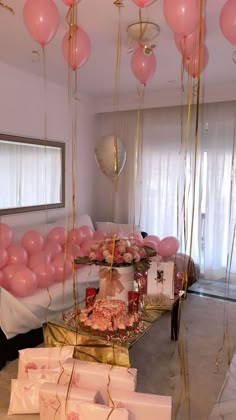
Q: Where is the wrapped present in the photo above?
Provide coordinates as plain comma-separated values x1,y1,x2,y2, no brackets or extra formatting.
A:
147,260,174,299
18,346,74,379
57,401,128,420
109,389,172,420
39,383,98,419
61,359,137,405
8,379,44,415
8,379,97,415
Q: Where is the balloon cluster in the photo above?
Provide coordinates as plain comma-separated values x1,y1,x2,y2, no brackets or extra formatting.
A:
23,0,91,71
0,223,105,298
163,0,209,78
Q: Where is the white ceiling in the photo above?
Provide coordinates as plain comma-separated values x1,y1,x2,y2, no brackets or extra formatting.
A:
0,0,236,101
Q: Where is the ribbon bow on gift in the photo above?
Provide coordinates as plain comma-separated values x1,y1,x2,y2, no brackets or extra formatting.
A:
99,267,125,298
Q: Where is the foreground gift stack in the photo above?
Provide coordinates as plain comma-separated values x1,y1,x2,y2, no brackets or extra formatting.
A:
8,345,172,419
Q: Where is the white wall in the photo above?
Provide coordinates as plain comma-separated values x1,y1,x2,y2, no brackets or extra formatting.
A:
0,62,97,230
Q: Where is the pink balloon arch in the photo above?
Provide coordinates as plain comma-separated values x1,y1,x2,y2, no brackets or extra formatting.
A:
9,267,38,297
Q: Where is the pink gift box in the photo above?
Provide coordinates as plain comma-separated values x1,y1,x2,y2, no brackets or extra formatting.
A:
39,383,98,419
61,359,137,405
60,401,129,420
18,346,74,379
109,389,172,420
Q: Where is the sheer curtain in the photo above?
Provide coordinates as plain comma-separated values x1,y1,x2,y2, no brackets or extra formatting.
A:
204,102,236,279
96,101,236,280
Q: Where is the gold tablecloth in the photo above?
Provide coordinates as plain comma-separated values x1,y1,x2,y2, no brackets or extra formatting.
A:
43,303,171,368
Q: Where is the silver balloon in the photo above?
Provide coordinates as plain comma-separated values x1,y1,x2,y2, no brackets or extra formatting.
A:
94,135,127,180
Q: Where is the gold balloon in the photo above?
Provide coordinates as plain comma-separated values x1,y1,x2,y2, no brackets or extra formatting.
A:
95,135,127,180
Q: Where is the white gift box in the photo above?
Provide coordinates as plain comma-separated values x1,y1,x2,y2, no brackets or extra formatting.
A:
8,379,44,415
39,383,98,419
59,401,129,420
18,346,74,379
147,260,175,299
109,389,172,420
61,359,137,405
8,379,97,415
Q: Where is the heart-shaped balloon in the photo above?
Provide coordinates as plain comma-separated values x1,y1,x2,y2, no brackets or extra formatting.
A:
95,135,127,180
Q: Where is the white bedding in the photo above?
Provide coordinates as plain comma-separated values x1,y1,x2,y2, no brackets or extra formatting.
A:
0,265,99,339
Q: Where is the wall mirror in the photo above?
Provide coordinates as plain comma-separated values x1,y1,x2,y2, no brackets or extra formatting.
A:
0,134,65,215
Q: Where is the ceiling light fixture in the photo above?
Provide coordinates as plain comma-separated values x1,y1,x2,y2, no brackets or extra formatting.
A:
127,21,160,53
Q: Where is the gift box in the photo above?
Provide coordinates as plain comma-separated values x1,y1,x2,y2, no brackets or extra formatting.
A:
109,389,172,420
61,359,137,405
8,379,97,415
57,401,129,420
8,379,44,415
147,260,174,299
39,383,98,419
18,346,74,379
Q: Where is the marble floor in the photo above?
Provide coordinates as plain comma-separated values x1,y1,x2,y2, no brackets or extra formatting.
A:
188,277,236,301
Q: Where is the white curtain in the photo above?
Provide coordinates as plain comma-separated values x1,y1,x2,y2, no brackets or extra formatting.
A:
0,142,62,209
96,101,236,280
204,102,236,279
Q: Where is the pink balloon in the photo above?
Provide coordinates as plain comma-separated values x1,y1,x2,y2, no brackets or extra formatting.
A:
9,267,38,297
183,45,209,78
22,230,44,255
93,230,106,241
65,242,83,257
131,46,156,86
143,235,160,246
129,232,143,242
28,251,51,270
63,0,80,5
43,241,62,257
47,227,67,246
164,0,198,36
0,270,7,289
0,248,8,269
80,239,97,256
158,236,180,258
220,0,236,45
52,253,73,283
174,20,206,59
2,264,26,284
68,228,84,245
78,225,94,241
33,262,55,288
131,0,156,7
0,223,13,249
7,244,28,265
62,25,91,71
23,0,59,47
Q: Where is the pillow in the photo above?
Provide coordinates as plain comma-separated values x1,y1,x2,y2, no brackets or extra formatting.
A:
95,222,140,237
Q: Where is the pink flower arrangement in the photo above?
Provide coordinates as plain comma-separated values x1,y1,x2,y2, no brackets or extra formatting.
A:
75,237,156,272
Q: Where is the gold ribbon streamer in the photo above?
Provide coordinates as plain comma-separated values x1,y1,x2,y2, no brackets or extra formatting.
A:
0,1,14,14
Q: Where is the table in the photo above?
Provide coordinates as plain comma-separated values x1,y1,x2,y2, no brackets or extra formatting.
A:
43,293,183,368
